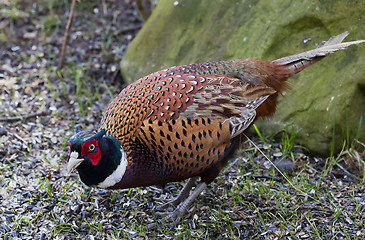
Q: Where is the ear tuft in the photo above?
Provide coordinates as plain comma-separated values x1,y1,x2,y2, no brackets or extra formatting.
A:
75,125,83,133
96,129,106,139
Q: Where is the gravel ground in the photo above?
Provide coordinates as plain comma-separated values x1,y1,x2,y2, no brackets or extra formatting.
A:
1,1,365,239
0,1,145,239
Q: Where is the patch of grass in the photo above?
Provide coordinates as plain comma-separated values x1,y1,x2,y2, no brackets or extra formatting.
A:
280,126,299,158
38,0,69,13
253,123,268,146
77,0,99,13
355,116,363,140
0,30,7,43
37,1,67,36
55,61,116,118
70,65,85,113
42,13,62,36
0,4,30,21
219,128,365,239
40,177,54,200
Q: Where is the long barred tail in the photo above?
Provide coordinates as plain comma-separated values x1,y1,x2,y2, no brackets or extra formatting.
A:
272,32,365,74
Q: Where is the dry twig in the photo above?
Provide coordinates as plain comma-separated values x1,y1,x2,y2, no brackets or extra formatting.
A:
0,111,51,122
58,0,78,69
114,23,143,36
136,0,148,22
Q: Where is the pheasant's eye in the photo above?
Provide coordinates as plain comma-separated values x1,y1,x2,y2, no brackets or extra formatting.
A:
81,139,101,166
89,143,95,152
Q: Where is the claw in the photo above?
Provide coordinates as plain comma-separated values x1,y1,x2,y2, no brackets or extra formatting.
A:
157,177,199,210
149,182,207,230
148,208,184,230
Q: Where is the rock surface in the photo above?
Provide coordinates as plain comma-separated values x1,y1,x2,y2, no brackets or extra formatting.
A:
120,0,365,155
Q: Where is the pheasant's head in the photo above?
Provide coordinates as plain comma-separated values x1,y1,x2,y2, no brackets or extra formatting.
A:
67,129,128,188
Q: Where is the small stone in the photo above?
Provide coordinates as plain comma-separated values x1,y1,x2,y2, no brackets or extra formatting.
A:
0,127,6,136
273,152,282,157
40,232,46,240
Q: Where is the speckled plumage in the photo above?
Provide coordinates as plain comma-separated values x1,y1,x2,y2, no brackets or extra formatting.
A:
99,59,291,189
67,32,364,224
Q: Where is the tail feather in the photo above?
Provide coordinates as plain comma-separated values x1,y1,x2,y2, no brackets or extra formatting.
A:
272,31,365,74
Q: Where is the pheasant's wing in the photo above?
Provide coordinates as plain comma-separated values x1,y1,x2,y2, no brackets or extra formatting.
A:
228,95,269,138
140,72,276,122
100,69,276,139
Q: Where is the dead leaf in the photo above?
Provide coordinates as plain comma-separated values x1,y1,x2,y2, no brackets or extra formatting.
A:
0,76,18,89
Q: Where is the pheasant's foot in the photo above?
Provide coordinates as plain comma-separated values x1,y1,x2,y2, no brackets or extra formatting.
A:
148,203,187,230
158,177,199,210
149,182,207,230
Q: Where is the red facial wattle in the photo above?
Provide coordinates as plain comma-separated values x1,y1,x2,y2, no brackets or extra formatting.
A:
81,139,101,166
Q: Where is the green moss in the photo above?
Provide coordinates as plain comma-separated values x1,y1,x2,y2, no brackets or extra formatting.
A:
121,0,365,155
0,30,7,43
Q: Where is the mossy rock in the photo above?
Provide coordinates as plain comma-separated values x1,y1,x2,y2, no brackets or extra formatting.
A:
121,0,365,155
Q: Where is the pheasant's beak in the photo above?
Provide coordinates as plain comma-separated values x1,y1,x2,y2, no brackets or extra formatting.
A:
67,151,84,174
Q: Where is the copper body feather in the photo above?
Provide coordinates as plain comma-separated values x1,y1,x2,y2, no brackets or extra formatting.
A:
96,32,365,190
100,59,292,189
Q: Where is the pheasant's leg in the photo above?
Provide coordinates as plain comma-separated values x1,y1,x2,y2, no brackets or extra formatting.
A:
172,182,207,217
164,182,207,225
159,177,198,210
172,177,199,206
149,182,207,229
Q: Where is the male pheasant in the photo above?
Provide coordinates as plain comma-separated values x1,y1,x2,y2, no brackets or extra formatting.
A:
67,32,364,223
